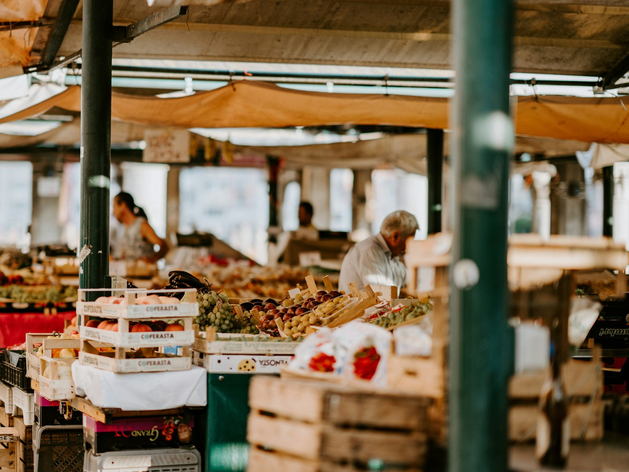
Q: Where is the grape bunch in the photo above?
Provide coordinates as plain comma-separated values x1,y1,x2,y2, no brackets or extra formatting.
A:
195,291,259,334
372,301,432,329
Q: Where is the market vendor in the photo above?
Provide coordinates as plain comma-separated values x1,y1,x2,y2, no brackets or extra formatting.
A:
339,210,418,293
293,201,319,240
111,192,169,263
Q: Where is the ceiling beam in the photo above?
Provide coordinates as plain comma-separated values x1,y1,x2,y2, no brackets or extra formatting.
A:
39,0,81,67
150,21,626,50
112,6,189,43
601,52,629,89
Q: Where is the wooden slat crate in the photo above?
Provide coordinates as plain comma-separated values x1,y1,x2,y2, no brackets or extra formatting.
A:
508,356,603,442
0,408,12,428
247,376,430,472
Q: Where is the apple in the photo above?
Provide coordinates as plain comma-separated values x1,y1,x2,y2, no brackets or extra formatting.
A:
97,320,111,330
321,295,332,302
86,320,101,328
264,303,276,311
282,314,292,322
131,323,152,333
95,296,110,304
295,307,307,315
165,323,185,332
329,291,342,298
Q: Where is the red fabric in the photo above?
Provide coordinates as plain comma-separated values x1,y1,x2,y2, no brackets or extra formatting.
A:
0,312,75,347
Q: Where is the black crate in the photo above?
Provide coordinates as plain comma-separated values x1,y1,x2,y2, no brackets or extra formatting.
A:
35,404,82,427
34,425,83,472
2,350,31,391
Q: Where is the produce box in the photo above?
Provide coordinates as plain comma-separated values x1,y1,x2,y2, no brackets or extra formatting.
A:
2,350,30,391
193,328,299,356
34,393,82,426
193,352,292,374
79,340,192,373
83,413,195,454
26,334,80,381
34,357,75,401
79,317,194,348
247,376,430,472
76,288,198,320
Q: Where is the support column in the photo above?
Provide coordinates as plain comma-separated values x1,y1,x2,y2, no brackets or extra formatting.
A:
352,169,371,239
79,0,112,289
301,167,331,230
613,165,629,249
603,166,614,237
166,166,181,245
30,161,63,246
427,128,444,234
449,1,514,472
267,156,280,243
532,171,552,240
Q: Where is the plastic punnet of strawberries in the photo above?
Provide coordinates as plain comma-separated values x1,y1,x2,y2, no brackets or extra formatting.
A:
353,345,381,381
308,352,336,372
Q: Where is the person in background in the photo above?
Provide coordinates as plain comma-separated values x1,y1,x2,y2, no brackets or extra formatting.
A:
293,201,319,240
112,192,169,263
339,210,419,293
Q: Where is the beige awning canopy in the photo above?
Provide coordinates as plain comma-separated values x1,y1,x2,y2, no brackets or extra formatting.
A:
2,81,629,144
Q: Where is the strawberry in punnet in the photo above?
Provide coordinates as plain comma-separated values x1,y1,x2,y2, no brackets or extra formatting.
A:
308,352,336,372
353,346,381,381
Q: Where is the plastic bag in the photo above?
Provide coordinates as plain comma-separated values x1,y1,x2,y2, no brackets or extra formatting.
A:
334,322,391,386
394,324,432,357
568,297,601,347
290,328,340,373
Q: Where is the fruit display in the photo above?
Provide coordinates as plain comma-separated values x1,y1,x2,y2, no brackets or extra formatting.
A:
257,290,356,338
83,318,186,333
0,284,77,303
196,290,260,334
371,300,432,329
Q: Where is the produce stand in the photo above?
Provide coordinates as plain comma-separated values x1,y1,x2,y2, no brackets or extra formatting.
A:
402,233,628,456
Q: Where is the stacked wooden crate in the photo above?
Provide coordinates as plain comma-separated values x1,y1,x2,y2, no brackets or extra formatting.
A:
247,376,431,472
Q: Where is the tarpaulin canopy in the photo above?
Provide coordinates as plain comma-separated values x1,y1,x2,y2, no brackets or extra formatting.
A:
0,0,46,76
2,81,629,145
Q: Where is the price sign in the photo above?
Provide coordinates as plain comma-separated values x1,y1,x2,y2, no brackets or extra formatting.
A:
299,251,322,267
143,128,191,163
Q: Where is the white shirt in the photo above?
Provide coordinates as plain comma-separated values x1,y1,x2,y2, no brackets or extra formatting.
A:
339,233,407,293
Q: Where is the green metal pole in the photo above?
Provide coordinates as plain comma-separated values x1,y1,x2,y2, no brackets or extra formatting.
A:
79,0,112,290
427,128,444,234
603,166,613,237
449,0,514,471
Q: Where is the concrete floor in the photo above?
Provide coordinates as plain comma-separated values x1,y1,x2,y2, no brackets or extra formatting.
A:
510,434,629,471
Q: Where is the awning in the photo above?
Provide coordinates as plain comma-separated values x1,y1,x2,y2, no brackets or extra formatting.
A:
0,0,47,77
2,81,629,144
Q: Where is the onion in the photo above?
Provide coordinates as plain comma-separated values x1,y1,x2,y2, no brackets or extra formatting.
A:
159,296,180,304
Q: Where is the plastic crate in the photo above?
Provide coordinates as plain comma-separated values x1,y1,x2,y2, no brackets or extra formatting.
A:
0,381,13,414
83,448,201,472
3,350,32,391
13,387,34,425
33,424,83,472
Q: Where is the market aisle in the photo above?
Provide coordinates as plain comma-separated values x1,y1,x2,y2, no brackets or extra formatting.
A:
510,433,629,471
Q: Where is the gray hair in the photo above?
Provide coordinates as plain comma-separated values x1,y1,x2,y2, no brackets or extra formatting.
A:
380,210,419,239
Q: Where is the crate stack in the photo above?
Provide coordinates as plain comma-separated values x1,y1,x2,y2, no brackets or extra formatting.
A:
0,348,34,472
247,376,431,472
75,288,203,472
24,333,83,472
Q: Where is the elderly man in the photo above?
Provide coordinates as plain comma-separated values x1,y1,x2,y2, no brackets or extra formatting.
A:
339,210,419,293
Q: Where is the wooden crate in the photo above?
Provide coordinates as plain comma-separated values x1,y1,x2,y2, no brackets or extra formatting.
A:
79,340,191,373
13,418,32,472
0,408,13,428
0,428,19,472
509,357,603,442
247,376,430,471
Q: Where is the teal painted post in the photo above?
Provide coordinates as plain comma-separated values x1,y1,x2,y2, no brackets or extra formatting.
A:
449,1,515,472
79,0,112,290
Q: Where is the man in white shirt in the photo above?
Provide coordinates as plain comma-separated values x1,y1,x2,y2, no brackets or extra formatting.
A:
339,210,419,293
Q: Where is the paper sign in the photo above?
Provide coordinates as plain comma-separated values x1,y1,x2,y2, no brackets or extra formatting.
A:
299,251,322,267
143,128,191,163
109,261,127,277
416,266,436,293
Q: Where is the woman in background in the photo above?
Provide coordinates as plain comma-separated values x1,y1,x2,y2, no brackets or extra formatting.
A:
112,192,168,263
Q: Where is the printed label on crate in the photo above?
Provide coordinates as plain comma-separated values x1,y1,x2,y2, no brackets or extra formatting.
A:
83,414,194,454
77,302,198,319
196,340,298,355
197,354,292,373
80,326,194,348
37,377,74,401
79,352,192,373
